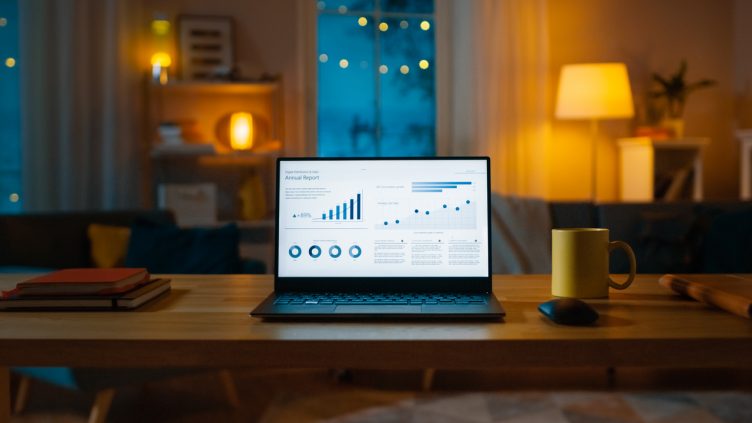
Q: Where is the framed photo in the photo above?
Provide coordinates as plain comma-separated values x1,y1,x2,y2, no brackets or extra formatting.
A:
178,15,234,81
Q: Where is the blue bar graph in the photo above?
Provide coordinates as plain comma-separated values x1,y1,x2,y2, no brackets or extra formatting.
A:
318,192,363,221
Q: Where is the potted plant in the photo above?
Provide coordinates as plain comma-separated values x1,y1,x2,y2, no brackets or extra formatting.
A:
651,60,715,138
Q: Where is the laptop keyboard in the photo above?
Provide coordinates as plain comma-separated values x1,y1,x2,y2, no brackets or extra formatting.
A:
274,293,488,306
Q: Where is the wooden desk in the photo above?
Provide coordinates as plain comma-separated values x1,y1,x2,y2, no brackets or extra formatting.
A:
0,274,750,421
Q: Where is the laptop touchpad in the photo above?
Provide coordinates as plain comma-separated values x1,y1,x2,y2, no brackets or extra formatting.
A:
334,305,422,313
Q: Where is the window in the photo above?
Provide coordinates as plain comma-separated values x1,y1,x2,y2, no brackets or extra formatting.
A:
316,0,435,157
0,0,21,212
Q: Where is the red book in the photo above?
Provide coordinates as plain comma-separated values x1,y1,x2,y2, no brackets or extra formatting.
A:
2,268,150,298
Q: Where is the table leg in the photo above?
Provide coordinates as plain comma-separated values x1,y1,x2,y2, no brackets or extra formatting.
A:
0,366,9,423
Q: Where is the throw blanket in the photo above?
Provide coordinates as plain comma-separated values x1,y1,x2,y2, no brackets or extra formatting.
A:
490,194,552,274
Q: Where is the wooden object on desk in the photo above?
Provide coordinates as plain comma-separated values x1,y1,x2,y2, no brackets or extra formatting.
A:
617,137,709,201
0,274,751,421
737,129,752,200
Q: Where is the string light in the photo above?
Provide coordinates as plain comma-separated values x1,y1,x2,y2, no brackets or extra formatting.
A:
378,22,388,32
420,20,431,31
5,57,15,68
358,17,367,26
339,59,349,69
319,53,329,63
9,193,19,203
379,65,388,74
338,5,348,13
419,59,429,70
400,20,408,29
316,1,325,10
400,65,409,74
0,17,7,27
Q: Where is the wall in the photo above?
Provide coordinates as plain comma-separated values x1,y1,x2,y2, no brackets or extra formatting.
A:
735,0,752,129
547,0,738,200
141,0,308,155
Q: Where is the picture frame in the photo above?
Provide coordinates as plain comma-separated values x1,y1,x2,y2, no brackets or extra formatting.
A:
177,15,235,81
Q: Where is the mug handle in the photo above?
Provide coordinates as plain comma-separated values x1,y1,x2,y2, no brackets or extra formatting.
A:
608,240,636,290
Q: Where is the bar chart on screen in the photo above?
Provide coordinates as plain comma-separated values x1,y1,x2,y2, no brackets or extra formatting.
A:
312,191,364,222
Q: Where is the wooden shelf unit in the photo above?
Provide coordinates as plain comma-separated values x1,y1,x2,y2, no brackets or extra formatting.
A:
617,137,709,202
143,78,284,223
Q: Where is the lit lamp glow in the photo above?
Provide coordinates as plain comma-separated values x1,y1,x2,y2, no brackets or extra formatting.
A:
229,112,254,151
150,52,171,85
555,62,634,201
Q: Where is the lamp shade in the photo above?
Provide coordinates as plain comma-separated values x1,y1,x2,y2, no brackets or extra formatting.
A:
555,63,634,120
229,112,254,151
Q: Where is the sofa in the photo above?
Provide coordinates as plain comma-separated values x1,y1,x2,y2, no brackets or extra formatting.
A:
491,195,752,274
0,210,265,273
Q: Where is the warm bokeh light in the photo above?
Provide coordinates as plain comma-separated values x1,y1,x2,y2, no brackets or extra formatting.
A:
319,53,329,63
150,52,172,67
339,59,349,69
4,57,15,68
8,193,19,203
555,63,634,119
358,17,367,26
338,5,347,13
151,19,170,36
400,20,408,29
378,22,388,32
229,112,254,151
379,65,388,74
400,65,409,74
418,59,429,70
420,20,430,31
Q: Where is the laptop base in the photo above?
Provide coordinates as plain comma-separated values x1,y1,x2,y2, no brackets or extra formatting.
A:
250,292,505,320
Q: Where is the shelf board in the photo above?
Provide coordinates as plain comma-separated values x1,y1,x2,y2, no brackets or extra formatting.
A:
150,81,279,95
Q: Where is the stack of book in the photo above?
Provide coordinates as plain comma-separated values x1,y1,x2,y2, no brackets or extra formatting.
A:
0,268,170,310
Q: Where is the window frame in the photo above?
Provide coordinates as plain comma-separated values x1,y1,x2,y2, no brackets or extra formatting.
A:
303,0,452,157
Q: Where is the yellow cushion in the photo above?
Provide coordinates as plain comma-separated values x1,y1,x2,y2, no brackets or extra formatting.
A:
87,224,131,268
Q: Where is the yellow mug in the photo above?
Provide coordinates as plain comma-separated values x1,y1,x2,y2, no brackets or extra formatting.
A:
551,228,637,298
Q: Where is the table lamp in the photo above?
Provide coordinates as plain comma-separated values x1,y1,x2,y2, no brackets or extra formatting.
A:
555,63,634,201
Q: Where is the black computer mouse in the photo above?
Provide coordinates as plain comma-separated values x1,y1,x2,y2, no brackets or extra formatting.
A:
538,298,599,325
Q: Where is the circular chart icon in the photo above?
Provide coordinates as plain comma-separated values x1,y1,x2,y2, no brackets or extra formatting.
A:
288,245,302,258
349,245,362,258
329,245,342,258
309,245,322,258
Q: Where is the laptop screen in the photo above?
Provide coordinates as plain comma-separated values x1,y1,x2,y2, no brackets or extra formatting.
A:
276,158,490,279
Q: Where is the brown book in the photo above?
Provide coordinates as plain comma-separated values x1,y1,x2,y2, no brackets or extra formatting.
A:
659,274,752,319
0,278,171,310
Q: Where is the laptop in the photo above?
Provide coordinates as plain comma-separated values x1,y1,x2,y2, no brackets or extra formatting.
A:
250,157,505,319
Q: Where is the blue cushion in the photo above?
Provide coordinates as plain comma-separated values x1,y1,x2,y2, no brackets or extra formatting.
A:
13,367,78,390
125,223,241,274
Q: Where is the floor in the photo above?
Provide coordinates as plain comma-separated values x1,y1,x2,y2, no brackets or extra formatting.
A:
11,368,752,423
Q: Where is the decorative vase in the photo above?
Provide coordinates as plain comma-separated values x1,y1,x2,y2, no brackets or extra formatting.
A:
661,117,685,139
